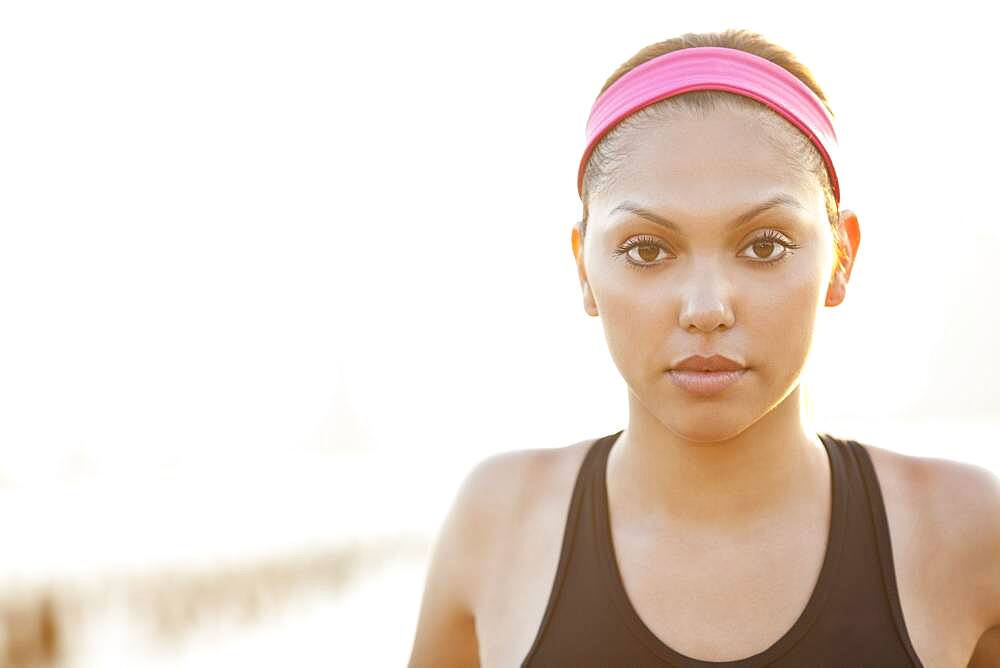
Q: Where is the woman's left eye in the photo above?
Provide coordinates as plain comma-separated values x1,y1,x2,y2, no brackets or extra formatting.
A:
739,230,801,263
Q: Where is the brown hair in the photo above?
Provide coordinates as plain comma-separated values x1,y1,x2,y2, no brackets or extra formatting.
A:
579,29,848,276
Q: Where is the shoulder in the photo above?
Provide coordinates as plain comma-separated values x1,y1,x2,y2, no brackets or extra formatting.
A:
862,441,999,552
854,439,998,521
409,436,595,667
917,453,1000,633
437,435,597,606
862,441,1000,631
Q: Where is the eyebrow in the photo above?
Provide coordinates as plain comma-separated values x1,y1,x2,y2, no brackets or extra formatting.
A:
608,194,807,233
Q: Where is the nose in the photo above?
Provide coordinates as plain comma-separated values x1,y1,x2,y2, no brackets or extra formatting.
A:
678,271,735,332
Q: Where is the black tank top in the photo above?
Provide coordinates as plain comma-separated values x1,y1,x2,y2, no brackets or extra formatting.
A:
522,430,924,667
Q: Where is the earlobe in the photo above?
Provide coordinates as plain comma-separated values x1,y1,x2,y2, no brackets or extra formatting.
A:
582,282,599,317
571,224,599,317
824,280,846,307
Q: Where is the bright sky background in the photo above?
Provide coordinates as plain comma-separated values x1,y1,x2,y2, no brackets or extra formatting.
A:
1,1,998,663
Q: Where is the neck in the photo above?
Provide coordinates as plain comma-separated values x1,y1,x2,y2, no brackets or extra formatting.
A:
608,384,829,531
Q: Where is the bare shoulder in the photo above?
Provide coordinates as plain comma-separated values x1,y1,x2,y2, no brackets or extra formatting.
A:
455,435,596,576
447,434,594,528
913,452,1000,637
862,441,1000,633
407,435,597,668
863,441,999,548
465,436,596,511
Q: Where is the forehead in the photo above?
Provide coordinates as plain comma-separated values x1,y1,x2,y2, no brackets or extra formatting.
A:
591,106,822,222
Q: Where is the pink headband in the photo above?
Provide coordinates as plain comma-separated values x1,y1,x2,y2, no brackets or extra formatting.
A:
578,46,841,204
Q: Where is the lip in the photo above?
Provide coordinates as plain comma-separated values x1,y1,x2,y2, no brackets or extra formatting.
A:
671,354,746,372
667,368,748,397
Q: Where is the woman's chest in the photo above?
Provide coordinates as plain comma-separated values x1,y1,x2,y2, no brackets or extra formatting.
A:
473,466,981,668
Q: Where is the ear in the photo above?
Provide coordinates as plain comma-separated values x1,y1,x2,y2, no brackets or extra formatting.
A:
825,209,861,307
571,222,599,316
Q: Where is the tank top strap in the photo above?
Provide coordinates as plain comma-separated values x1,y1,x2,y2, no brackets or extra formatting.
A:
840,437,924,667
521,430,621,664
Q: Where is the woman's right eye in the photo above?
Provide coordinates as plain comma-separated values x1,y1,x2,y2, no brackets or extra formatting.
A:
613,236,670,268
628,243,668,264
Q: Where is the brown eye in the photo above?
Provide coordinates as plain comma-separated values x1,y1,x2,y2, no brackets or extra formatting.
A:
752,240,776,259
614,234,672,269
613,235,671,268
625,243,667,265
637,245,661,262
739,230,800,264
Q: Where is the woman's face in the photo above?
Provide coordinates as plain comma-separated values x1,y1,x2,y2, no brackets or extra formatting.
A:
575,105,848,441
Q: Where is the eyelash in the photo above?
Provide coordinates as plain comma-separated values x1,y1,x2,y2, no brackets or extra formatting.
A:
612,230,802,271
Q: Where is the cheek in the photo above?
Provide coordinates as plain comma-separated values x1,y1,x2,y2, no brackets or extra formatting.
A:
590,266,674,375
747,260,826,372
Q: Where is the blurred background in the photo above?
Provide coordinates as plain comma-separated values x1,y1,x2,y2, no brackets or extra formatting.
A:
1,0,998,665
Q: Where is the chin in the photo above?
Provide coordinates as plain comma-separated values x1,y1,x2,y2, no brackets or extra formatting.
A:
662,419,748,445
643,393,754,443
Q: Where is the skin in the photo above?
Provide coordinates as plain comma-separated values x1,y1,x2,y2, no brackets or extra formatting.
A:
409,104,1000,668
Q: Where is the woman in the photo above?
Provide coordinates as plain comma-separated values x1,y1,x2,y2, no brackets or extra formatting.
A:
408,29,1000,667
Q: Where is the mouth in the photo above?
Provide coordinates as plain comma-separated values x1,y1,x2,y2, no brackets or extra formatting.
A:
666,368,748,397
670,353,746,372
